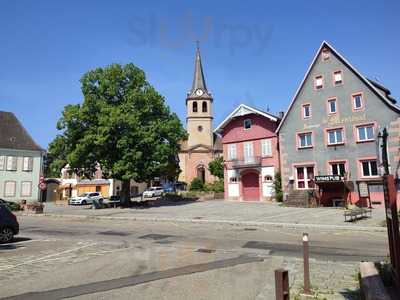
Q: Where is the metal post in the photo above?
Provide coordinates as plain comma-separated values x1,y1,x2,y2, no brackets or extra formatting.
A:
275,268,289,300
303,233,311,294
381,128,390,176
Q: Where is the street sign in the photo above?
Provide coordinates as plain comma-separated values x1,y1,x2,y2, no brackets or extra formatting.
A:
358,182,370,198
314,175,344,182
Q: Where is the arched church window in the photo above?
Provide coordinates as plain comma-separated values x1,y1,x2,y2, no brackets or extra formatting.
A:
193,101,198,113
202,101,207,112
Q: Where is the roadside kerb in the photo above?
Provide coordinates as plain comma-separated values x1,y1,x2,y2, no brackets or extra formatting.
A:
20,213,387,232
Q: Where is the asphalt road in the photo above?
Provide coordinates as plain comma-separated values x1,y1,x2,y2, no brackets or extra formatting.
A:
0,216,389,299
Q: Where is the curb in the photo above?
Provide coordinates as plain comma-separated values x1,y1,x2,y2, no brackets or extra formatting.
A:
21,212,387,232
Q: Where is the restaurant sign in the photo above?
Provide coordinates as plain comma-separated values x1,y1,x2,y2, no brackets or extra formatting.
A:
314,175,344,183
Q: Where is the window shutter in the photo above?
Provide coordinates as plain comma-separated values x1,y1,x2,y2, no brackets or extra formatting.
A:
5,181,16,197
28,157,33,171
12,157,17,170
23,157,29,171
262,139,272,156
0,156,4,170
21,182,32,197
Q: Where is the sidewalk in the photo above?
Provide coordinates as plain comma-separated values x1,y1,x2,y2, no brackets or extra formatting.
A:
29,200,387,232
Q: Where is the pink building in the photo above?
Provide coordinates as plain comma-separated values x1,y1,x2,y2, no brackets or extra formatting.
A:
215,104,280,201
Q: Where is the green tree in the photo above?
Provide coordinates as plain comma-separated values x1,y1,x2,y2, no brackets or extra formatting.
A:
273,172,283,202
48,63,187,205
44,135,68,178
208,156,224,179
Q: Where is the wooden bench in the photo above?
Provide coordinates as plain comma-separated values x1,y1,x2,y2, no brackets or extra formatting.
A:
344,207,372,222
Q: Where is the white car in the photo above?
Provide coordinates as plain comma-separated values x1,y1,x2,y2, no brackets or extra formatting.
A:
69,192,103,205
142,187,164,198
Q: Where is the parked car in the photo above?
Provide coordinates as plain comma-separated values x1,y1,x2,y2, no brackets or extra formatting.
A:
163,183,176,193
0,203,19,243
143,187,164,198
69,192,103,205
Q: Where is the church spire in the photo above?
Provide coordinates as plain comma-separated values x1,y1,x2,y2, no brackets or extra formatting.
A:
190,42,208,94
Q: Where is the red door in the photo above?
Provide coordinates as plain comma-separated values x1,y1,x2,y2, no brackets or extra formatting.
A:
242,172,260,201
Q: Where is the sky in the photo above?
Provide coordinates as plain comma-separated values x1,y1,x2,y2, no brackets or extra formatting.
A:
0,0,399,148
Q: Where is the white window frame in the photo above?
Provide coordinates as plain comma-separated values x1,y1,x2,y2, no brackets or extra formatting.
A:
295,166,315,189
328,99,337,114
360,160,379,177
330,162,346,176
327,128,344,145
227,144,237,160
315,76,323,89
243,119,252,130
302,104,311,119
4,181,16,197
261,139,272,157
298,132,312,148
353,94,363,110
243,141,254,162
6,156,17,171
334,71,343,85
357,125,374,142
229,177,238,183
21,181,32,197
22,157,33,171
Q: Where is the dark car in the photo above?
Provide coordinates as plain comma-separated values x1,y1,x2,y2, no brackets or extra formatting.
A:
0,203,19,243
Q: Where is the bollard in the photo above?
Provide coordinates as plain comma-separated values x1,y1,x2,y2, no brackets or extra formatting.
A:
275,268,290,300
303,232,311,294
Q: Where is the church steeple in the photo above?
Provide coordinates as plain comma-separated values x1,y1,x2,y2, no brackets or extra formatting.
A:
186,43,213,148
188,43,211,99
191,43,207,93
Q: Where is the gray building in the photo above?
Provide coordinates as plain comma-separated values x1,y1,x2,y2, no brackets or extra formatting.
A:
277,41,400,207
0,111,45,202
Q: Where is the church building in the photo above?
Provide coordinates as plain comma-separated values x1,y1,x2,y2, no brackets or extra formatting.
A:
178,46,222,184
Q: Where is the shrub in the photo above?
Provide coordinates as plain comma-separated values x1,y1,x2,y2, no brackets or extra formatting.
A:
163,193,183,201
6,201,21,211
204,180,224,193
189,178,204,191
273,172,283,202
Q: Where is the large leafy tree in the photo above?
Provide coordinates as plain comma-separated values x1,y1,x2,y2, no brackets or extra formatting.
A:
47,63,187,204
208,156,224,180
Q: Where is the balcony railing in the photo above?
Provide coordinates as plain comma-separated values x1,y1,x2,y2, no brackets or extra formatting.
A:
230,156,261,168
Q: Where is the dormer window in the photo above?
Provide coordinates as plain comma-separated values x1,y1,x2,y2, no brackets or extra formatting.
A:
244,119,252,130
202,101,207,113
193,101,198,113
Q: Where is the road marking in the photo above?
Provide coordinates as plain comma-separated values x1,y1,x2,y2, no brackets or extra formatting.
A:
1,255,264,300
0,242,97,271
257,209,310,220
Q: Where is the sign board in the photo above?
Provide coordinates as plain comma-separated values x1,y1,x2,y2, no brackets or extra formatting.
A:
358,181,370,198
314,175,344,183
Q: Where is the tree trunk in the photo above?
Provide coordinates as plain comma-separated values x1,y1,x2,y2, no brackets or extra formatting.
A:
120,180,131,207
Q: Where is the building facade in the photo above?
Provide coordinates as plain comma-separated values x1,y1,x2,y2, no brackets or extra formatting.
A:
178,46,222,184
54,164,147,201
277,41,400,207
0,111,45,202
215,104,280,201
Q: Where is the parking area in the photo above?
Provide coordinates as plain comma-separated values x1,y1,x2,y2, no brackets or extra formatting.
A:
0,216,372,299
40,200,386,229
